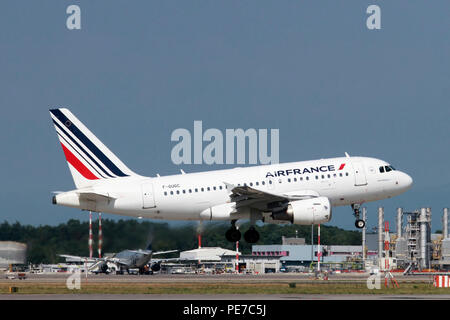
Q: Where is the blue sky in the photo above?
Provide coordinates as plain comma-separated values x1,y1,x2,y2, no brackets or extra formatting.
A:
0,1,449,232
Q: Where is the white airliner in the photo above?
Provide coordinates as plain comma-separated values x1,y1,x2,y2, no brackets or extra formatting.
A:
50,108,413,243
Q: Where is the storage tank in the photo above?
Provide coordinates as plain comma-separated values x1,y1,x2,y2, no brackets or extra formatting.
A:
0,241,27,268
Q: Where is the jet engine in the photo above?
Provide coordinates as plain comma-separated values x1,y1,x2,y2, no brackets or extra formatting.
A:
150,262,161,272
271,197,332,225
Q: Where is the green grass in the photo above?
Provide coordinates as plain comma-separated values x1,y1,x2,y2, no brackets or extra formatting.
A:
1,281,449,295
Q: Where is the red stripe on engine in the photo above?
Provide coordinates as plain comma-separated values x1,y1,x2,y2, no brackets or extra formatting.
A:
339,163,346,170
60,143,99,180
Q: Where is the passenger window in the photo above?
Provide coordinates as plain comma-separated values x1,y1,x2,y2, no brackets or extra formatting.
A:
256,181,259,186
170,191,174,195
306,176,309,181
207,187,210,191
164,192,167,196
287,178,291,183
189,189,192,193
176,190,180,194
219,186,223,190
195,188,198,192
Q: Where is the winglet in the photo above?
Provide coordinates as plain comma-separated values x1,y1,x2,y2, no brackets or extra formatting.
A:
345,152,350,158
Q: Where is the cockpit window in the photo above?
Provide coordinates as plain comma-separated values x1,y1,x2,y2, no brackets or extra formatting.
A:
380,165,395,173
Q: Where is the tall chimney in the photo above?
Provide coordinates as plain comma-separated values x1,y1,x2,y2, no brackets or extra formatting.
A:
362,207,367,263
420,208,428,269
397,208,403,238
98,212,102,258
443,208,448,239
378,207,384,261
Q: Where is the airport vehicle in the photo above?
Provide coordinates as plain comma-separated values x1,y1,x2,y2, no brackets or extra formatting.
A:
50,108,413,243
60,244,177,275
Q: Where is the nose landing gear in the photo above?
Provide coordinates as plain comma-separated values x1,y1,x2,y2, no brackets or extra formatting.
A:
352,204,365,229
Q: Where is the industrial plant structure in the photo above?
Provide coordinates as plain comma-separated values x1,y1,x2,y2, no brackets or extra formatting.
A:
359,207,450,273
0,241,27,270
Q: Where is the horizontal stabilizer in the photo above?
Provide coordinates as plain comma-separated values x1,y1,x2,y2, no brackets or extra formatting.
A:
76,191,116,201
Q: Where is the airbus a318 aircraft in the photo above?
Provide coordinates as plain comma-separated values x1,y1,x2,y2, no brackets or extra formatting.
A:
50,108,413,243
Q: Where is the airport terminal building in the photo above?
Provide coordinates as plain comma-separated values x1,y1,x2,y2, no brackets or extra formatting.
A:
248,237,362,273
173,237,363,274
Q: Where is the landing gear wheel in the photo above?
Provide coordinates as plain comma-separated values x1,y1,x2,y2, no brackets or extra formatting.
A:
351,204,365,229
244,227,260,244
225,228,241,242
355,219,365,229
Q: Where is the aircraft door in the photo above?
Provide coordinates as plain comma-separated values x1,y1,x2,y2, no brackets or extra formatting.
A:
352,162,367,186
141,182,156,208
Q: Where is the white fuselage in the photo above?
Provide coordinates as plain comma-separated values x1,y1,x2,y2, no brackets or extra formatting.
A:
54,156,413,223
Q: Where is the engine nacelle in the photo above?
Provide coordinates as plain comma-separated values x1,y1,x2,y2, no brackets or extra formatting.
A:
271,197,332,225
150,262,161,272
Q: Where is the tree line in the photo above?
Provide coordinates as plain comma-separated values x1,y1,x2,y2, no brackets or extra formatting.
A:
0,219,362,264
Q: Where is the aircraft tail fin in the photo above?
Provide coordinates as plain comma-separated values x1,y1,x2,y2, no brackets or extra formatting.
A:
49,108,137,188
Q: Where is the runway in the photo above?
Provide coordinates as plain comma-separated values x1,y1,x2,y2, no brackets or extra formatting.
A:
2,293,450,300
0,272,438,283
0,272,446,300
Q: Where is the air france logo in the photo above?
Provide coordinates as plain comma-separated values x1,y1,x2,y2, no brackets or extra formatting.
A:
265,163,345,178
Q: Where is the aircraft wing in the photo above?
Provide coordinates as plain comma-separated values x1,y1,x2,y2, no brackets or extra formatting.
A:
151,257,181,263
152,250,178,256
224,182,319,210
59,254,100,263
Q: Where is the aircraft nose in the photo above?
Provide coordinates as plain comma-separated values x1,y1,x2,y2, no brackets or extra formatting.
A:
400,172,413,190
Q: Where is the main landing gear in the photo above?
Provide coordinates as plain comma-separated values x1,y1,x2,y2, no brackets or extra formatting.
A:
225,220,260,243
352,204,365,229
244,226,260,244
225,220,241,242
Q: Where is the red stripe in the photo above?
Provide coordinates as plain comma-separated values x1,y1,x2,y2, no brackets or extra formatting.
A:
60,143,99,180
338,163,346,170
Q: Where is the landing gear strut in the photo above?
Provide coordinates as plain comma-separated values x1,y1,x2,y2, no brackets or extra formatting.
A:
225,220,241,242
352,204,365,229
